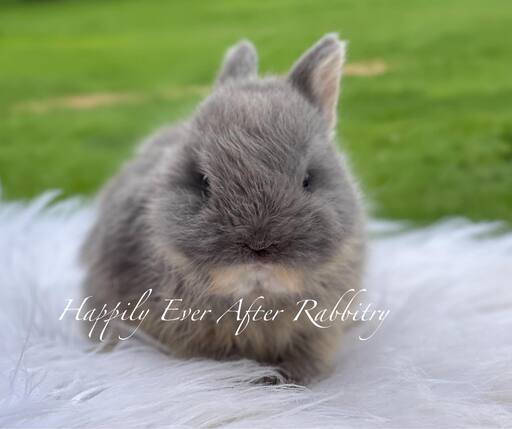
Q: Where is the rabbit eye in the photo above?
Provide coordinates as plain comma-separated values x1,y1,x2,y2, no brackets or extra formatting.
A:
201,175,210,198
302,173,311,190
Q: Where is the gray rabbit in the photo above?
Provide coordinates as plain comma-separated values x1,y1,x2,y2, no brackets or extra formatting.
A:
81,34,366,384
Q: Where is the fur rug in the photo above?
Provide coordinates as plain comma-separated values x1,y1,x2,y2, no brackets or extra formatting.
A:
0,193,511,428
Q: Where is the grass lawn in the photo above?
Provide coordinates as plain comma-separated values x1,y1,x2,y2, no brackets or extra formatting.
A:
1,0,511,223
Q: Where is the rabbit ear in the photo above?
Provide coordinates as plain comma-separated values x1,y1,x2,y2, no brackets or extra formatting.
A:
288,34,346,131
216,40,258,85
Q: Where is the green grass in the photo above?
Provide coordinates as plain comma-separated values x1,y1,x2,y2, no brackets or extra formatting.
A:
1,0,511,223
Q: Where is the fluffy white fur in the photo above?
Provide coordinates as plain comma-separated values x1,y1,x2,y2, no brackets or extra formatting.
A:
0,193,511,428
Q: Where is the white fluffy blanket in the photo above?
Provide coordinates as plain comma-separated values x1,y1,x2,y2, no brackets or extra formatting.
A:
0,193,511,428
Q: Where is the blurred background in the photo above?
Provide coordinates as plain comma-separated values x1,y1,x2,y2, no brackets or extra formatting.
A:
0,0,511,223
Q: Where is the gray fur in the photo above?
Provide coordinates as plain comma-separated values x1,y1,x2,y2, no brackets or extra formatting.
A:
216,40,258,85
289,33,346,130
81,34,366,384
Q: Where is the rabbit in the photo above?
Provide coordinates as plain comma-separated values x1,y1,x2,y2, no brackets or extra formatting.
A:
80,33,366,384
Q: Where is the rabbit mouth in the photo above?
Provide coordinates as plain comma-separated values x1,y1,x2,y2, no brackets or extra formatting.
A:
208,263,304,296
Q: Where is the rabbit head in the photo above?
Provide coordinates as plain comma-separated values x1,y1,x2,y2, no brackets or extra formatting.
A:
149,34,363,297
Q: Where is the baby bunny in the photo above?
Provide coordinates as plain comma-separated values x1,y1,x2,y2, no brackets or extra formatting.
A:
81,33,366,384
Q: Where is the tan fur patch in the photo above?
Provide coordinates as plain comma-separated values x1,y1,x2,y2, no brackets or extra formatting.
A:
209,264,304,296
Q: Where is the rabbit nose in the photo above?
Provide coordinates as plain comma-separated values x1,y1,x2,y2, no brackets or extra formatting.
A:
246,234,274,255
248,241,271,252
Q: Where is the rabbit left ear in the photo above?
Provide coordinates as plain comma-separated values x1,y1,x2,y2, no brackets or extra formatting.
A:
216,40,258,85
288,34,346,131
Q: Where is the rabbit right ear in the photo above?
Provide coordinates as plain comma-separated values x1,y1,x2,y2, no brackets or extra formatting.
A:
215,40,258,85
288,34,346,131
